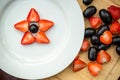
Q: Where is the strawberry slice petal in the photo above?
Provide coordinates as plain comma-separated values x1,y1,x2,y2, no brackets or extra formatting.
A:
27,8,40,22
14,20,28,32
35,32,50,43
21,32,35,45
39,19,54,32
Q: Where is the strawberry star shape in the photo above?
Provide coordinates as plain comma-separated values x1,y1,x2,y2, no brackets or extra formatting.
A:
14,8,54,45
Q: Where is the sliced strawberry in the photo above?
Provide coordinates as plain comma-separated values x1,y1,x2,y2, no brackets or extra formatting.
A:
73,55,79,62
81,39,90,51
108,5,120,20
89,17,102,29
96,50,111,64
14,20,28,32
100,30,112,45
73,59,86,72
27,8,40,22
88,62,102,76
35,32,49,43
39,19,54,32
110,21,120,35
21,32,35,45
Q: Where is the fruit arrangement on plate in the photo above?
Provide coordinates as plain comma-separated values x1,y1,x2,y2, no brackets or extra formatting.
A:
72,0,120,77
14,8,54,45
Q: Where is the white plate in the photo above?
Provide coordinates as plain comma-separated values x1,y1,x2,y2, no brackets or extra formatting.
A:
0,0,84,79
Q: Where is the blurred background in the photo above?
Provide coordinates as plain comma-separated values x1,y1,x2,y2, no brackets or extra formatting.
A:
0,69,23,80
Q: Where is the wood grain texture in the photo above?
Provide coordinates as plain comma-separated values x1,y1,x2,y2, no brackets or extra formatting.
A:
43,0,120,80
107,58,120,80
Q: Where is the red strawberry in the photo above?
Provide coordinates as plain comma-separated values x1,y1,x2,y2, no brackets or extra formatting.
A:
100,30,112,45
89,17,102,29
96,50,111,64
35,32,49,43
27,8,40,22
39,19,54,32
14,20,28,32
21,32,35,45
73,55,79,62
108,5,120,20
88,62,102,76
73,59,86,72
110,21,120,34
81,39,90,51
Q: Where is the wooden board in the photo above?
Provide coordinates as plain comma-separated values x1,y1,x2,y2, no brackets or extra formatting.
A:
43,0,120,80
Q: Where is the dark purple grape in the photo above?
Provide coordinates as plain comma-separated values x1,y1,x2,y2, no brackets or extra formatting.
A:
29,22,39,33
116,46,120,56
112,36,120,46
83,6,97,18
90,34,100,45
88,47,98,61
83,0,93,5
85,28,96,38
97,44,111,51
118,76,120,80
99,9,112,25
97,24,109,36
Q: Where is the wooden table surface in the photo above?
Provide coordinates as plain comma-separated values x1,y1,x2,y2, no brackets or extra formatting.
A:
0,0,120,80
44,0,120,80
